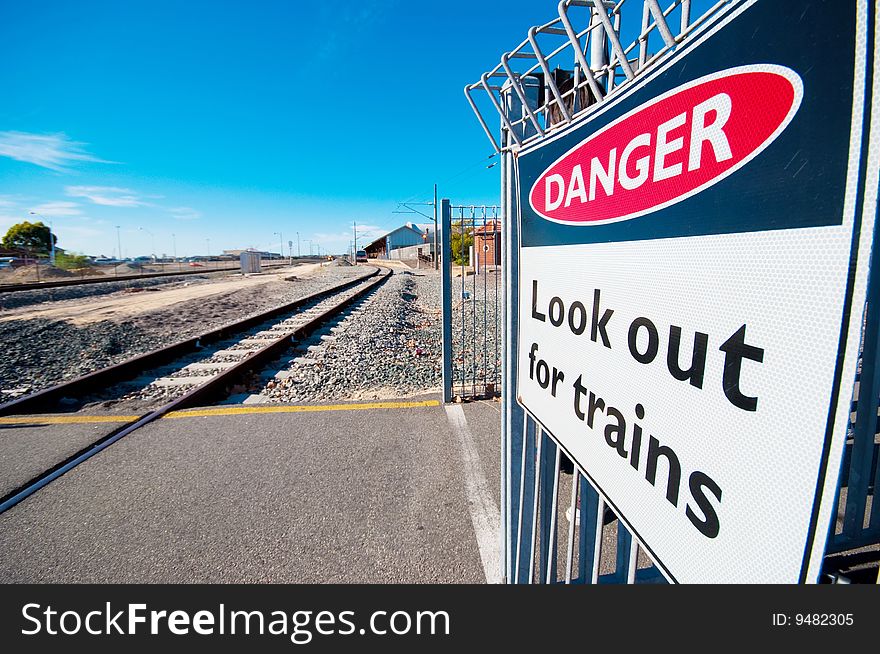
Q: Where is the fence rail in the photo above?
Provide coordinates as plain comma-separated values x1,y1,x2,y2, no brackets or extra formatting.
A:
465,0,730,152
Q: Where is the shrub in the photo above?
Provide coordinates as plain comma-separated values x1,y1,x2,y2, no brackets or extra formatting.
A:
54,251,91,270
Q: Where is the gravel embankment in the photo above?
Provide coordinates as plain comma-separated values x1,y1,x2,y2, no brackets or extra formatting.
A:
0,263,297,310
0,266,369,397
0,272,226,311
260,269,444,402
0,320,168,396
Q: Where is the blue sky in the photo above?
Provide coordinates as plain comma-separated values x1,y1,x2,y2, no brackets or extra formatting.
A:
0,0,708,258
0,0,556,257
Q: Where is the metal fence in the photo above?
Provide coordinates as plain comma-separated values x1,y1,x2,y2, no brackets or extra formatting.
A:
463,0,879,583
465,0,728,154
441,202,503,403
827,289,880,561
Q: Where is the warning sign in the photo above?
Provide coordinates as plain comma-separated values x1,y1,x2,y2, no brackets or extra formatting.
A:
515,0,877,583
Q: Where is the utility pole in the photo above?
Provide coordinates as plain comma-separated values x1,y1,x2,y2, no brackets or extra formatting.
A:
393,193,437,267
296,231,300,257
433,183,438,270
116,225,123,262
353,220,357,265
47,221,55,266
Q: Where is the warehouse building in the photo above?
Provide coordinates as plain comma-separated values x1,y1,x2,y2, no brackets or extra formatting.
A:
363,223,433,261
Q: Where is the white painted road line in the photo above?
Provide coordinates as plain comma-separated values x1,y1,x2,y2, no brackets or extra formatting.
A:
445,404,502,584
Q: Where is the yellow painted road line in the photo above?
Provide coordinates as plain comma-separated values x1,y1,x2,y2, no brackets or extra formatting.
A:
0,400,441,425
0,415,140,425
163,399,441,419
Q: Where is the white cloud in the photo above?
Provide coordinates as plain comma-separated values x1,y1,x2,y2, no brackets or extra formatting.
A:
59,225,103,239
65,185,152,207
0,213,20,233
29,201,83,217
169,206,201,221
0,131,113,171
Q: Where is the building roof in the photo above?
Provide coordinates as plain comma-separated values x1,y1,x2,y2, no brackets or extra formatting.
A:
364,223,425,250
0,247,29,257
223,249,279,257
474,220,502,235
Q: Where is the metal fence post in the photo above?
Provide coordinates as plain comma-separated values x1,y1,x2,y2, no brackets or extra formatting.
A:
441,198,453,404
502,77,539,582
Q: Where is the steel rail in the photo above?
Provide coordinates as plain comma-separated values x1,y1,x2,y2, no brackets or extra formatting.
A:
0,267,391,514
0,259,301,293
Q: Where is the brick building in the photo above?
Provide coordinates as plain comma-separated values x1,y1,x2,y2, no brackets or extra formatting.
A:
474,220,501,269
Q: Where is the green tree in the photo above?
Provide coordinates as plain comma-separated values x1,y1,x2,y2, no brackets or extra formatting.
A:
1,221,57,254
54,251,90,270
450,222,473,266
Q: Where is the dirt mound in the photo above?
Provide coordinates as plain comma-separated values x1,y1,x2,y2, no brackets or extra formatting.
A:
6,265,76,282
112,263,147,274
68,266,105,277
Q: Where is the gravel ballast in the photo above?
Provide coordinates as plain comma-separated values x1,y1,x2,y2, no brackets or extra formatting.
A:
259,269,444,402
449,268,502,398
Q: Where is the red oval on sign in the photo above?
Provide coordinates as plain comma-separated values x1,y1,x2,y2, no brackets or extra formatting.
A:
528,65,803,225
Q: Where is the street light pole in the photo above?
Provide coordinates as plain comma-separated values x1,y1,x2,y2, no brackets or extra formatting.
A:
296,232,300,258
172,233,179,271
274,231,284,262
28,211,54,266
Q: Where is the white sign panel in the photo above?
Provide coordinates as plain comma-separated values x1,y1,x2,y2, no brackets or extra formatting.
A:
515,0,877,583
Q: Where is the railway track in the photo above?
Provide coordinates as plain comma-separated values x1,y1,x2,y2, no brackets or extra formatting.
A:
0,258,301,293
0,266,391,514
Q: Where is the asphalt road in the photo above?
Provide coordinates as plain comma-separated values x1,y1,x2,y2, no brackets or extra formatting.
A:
0,396,498,583
0,416,132,498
